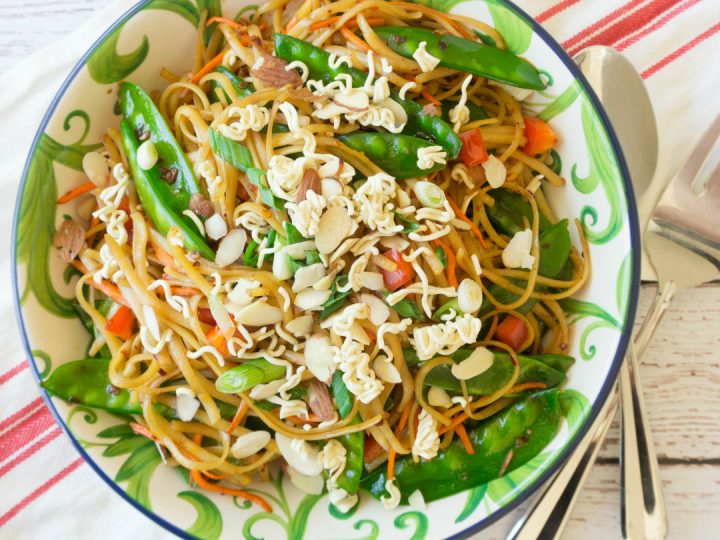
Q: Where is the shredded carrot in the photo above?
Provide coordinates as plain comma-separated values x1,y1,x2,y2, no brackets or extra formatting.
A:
190,469,272,511
498,448,514,476
207,326,230,356
148,237,176,269
447,195,488,249
388,2,472,39
191,48,228,85
130,422,159,442
286,412,322,424
455,424,475,455
395,403,412,435
341,26,370,52
431,239,458,288
508,381,547,394
309,16,385,31
438,412,468,435
421,89,441,107
206,16,246,30
226,401,249,435
387,448,396,481
365,329,377,343
70,260,129,307
285,15,299,32
57,181,95,204
170,287,202,297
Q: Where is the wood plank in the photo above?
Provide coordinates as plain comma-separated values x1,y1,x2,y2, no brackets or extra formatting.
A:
480,464,720,539
0,0,105,72
598,284,720,461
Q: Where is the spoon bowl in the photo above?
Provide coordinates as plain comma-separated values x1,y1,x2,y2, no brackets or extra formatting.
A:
574,45,659,196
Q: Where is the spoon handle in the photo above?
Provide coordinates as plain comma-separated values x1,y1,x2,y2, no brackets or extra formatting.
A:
620,285,672,539
507,386,619,540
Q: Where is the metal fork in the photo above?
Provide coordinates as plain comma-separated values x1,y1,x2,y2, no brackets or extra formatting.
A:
510,114,720,540
623,113,720,539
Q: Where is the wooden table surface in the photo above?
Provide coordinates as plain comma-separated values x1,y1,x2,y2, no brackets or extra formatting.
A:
2,1,719,538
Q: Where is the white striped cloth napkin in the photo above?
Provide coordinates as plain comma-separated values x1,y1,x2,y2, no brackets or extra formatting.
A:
0,0,717,538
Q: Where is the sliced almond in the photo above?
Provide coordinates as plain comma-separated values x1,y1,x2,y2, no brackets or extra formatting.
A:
293,263,326,292
296,169,321,203
357,272,384,292
287,466,325,495
286,315,314,337
349,322,371,345
205,213,228,240
482,155,507,188
359,293,390,326
230,431,271,458
294,288,332,310
428,386,453,408
372,355,401,384
275,434,323,476
379,236,409,252
315,206,352,254
282,240,317,259
82,151,110,186
333,89,370,112
175,389,200,421
52,219,85,263
234,300,283,326
307,379,335,421
216,229,247,267
249,379,284,400
451,347,494,380
303,333,336,382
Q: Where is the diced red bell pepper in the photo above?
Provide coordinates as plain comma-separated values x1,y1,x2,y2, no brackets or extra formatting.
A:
523,116,557,156
459,129,489,167
495,315,529,351
105,305,136,340
380,249,415,292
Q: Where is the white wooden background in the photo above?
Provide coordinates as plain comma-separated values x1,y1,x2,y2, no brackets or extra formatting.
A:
2,1,719,538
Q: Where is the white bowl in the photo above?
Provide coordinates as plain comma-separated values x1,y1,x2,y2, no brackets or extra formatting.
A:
12,0,640,537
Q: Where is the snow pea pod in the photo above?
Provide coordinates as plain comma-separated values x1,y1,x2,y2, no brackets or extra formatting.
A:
362,389,562,503
404,348,572,394
273,33,461,159
338,132,445,179
118,82,202,214
120,121,215,260
332,371,364,495
375,27,545,91
486,188,552,236
43,358,237,418
42,358,142,415
211,66,254,103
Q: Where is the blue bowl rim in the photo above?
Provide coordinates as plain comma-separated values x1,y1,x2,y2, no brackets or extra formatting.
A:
10,0,641,538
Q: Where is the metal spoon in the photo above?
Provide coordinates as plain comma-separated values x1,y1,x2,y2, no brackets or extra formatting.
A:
508,46,663,540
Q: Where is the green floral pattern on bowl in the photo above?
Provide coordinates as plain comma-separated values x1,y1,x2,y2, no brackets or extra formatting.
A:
12,0,639,538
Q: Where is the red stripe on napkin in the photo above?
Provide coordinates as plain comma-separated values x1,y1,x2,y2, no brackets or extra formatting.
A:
0,458,84,527
0,428,62,478
0,362,27,386
616,0,702,50
0,398,44,434
536,0,581,23
0,407,54,461
642,22,720,78
567,0,684,56
562,0,648,51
